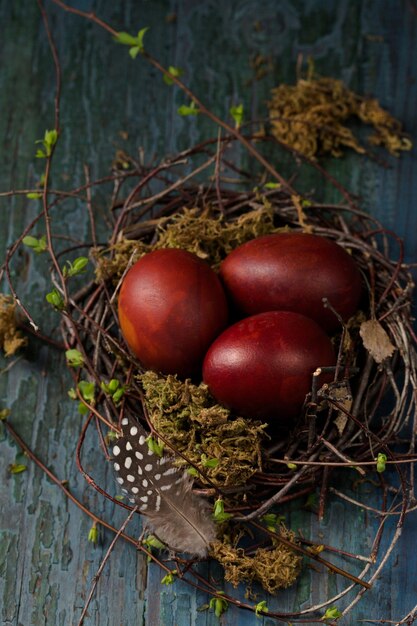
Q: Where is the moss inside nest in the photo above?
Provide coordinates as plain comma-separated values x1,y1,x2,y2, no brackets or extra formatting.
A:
211,525,302,593
0,294,28,357
268,76,412,159
140,371,268,487
152,205,282,268
93,238,150,282
93,203,285,280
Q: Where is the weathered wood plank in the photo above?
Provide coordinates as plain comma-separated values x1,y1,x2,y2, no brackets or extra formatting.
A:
1,1,416,624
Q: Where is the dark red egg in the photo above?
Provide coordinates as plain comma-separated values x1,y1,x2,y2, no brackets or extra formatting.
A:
202,311,336,422
219,232,362,332
118,248,228,378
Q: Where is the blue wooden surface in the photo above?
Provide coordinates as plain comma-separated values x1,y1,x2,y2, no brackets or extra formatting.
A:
1,1,417,624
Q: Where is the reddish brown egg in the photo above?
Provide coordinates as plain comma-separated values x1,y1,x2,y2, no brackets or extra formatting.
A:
202,311,336,422
219,232,362,332
118,248,228,378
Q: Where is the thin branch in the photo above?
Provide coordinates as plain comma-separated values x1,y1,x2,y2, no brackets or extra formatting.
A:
77,506,139,626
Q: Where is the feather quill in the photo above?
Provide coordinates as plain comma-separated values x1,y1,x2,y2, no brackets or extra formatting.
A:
112,416,217,557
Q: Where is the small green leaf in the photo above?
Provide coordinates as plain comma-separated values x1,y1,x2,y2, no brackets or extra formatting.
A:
129,45,141,59
112,387,125,404
78,402,89,415
45,288,64,310
307,543,325,556
261,513,277,526
209,595,228,618
115,494,125,501
187,466,199,477
287,462,297,470
229,103,244,128
146,436,164,457
68,388,77,400
322,606,343,621
26,192,43,200
72,257,89,274
213,498,233,523
64,256,89,278
304,493,318,511
23,236,39,247
23,235,47,253
114,27,149,55
376,452,387,473
260,513,285,531
143,534,165,550
161,570,177,585
178,101,200,116
163,65,184,85
0,408,10,421
35,129,58,158
45,129,58,147
202,457,219,468
136,26,149,51
263,181,281,190
105,430,118,445
9,463,27,474
255,600,268,616
114,31,140,45
78,381,95,403
108,379,120,393
302,199,313,208
88,523,98,545
100,378,125,404
65,349,84,368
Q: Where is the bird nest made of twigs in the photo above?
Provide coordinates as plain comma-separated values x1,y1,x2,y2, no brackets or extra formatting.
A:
25,137,417,621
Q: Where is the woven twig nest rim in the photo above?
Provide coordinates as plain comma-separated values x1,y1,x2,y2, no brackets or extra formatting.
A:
58,137,416,621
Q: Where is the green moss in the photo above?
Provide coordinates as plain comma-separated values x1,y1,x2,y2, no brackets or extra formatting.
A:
140,371,267,487
153,205,280,268
93,203,286,280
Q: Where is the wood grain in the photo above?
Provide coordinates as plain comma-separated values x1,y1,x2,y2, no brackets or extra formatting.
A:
1,1,416,624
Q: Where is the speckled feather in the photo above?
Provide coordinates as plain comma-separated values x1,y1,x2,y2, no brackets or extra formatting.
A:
112,417,216,557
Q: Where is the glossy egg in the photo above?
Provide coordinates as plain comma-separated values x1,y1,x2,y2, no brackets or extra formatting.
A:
118,248,228,378
202,311,336,422
219,232,362,332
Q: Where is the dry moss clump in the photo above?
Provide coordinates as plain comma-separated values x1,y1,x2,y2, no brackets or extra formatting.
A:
268,76,412,159
140,371,267,487
0,294,27,357
211,526,302,593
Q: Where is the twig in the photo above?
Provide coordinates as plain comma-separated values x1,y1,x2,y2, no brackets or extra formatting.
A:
50,0,297,195
77,506,139,626
3,419,135,544
214,128,226,214
84,164,98,248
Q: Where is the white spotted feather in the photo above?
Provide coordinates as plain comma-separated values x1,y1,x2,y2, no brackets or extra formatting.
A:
112,417,216,557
